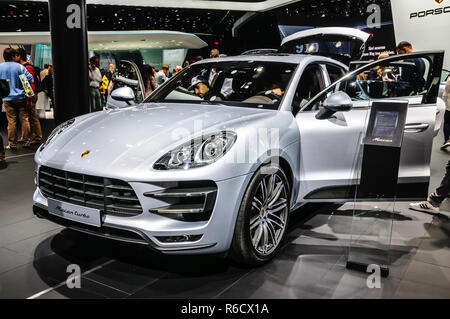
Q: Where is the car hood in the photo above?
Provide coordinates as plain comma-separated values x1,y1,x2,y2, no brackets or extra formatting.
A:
37,103,279,175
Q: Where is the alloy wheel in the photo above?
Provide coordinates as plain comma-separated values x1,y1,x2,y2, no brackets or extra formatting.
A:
249,172,288,256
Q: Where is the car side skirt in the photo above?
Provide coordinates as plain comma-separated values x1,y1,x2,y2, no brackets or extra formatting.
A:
303,182,429,201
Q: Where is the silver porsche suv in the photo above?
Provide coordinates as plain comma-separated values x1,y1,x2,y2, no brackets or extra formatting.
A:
33,28,445,264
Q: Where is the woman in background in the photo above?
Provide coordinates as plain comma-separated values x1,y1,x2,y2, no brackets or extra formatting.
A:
42,65,53,102
142,64,157,98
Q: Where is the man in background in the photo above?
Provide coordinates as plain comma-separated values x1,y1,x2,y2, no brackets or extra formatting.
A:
17,48,42,144
441,75,450,150
210,49,220,59
396,41,426,93
88,56,102,112
410,160,450,214
0,48,33,150
155,65,169,87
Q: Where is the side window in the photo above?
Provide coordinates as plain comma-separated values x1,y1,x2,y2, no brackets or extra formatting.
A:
326,64,346,83
292,64,326,114
303,54,438,112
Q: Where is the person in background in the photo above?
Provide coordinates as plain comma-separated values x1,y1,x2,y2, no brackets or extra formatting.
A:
0,79,8,169
105,64,115,82
210,49,220,59
42,65,53,101
88,56,102,112
188,75,223,101
367,52,391,80
40,63,49,81
142,64,157,98
441,75,450,150
103,63,115,102
410,159,450,214
396,41,425,93
17,48,42,145
0,129,5,169
0,48,33,150
155,65,169,87
175,65,183,74
99,67,109,107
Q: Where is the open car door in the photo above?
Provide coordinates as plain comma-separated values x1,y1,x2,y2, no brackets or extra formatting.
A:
107,60,145,109
294,51,444,202
279,27,372,65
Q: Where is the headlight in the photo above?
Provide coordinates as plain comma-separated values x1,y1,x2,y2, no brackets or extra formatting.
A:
40,118,76,152
154,131,237,170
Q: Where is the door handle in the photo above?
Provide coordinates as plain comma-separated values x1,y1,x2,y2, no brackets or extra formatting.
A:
404,123,429,133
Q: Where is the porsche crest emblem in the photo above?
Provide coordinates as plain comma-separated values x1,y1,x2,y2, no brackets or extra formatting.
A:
81,150,91,158
436,0,444,4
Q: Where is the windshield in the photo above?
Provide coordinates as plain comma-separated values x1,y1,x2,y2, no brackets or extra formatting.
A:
147,61,297,110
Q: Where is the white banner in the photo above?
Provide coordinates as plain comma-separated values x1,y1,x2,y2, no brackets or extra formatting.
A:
391,0,450,69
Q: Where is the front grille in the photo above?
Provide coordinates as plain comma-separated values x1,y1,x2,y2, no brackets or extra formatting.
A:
38,166,142,217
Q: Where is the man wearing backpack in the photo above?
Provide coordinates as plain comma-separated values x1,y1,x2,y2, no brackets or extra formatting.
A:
17,48,42,144
0,48,33,150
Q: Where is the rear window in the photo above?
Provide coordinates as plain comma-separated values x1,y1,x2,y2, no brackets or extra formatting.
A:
280,34,365,65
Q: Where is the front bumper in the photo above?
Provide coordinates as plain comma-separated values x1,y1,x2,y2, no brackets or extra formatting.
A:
33,173,251,254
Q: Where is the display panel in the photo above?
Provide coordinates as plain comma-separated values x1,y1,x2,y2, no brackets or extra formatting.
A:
372,111,399,137
363,101,408,147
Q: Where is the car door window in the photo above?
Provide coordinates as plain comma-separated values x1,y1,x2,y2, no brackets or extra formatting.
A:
325,64,346,83
292,64,326,115
302,53,442,113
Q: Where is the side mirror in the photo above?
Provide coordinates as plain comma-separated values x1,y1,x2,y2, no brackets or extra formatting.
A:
110,86,135,102
316,91,353,120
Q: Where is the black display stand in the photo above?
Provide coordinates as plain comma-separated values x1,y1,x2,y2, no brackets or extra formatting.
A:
346,101,408,278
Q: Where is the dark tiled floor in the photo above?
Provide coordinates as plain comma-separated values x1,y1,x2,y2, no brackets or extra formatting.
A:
0,123,449,299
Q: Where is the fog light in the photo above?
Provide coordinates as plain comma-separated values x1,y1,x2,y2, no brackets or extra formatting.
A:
155,234,202,243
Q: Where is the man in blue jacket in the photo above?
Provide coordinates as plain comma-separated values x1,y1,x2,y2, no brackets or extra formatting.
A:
0,48,34,149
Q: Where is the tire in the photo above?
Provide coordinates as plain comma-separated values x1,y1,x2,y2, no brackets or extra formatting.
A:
229,164,290,266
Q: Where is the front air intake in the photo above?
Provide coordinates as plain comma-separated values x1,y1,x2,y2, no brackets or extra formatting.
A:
38,166,143,217
144,181,217,222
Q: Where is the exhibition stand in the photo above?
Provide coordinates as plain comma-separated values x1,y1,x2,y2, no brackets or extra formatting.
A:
346,101,409,278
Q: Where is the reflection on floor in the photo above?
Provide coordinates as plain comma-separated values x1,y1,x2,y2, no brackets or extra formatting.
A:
0,122,449,299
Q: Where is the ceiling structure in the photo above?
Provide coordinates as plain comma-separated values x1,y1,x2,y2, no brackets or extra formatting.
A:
12,0,301,12
0,30,208,50
0,0,393,55
1,2,245,34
